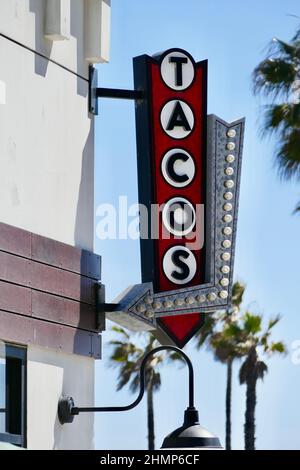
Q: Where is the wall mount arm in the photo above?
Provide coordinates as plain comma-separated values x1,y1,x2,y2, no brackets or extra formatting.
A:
96,87,144,101
58,345,195,424
89,66,144,115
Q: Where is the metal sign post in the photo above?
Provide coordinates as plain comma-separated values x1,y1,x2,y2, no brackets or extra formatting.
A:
90,48,245,348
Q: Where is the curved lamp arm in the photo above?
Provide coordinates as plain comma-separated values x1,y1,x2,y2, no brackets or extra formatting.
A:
58,345,195,425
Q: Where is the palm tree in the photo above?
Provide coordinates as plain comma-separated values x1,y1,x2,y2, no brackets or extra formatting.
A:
238,313,286,450
253,25,300,209
108,327,163,450
195,281,246,450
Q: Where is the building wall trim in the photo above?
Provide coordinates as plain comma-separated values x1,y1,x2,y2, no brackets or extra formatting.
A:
0,222,102,359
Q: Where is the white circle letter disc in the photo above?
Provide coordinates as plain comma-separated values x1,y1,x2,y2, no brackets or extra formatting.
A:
160,100,194,139
163,246,197,285
161,51,195,91
161,149,195,188
162,197,196,236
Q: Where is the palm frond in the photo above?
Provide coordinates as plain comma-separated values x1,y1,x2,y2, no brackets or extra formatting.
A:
152,371,162,391
291,23,300,41
109,329,167,395
270,341,286,354
269,37,300,60
116,361,138,390
293,201,300,213
260,103,300,138
252,24,300,189
267,315,282,330
253,58,297,98
194,313,217,349
224,322,243,338
110,345,129,363
213,343,235,362
243,312,262,334
210,328,243,362
167,351,185,366
256,360,268,380
129,372,141,394
260,331,270,351
232,281,246,309
276,128,300,179
111,326,130,339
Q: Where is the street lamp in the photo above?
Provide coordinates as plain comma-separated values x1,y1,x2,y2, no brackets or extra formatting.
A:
58,345,222,449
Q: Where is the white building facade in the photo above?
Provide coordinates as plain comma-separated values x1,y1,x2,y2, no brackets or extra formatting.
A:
0,0,111,449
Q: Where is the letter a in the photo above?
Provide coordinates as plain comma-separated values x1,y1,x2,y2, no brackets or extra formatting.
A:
167,101,191,131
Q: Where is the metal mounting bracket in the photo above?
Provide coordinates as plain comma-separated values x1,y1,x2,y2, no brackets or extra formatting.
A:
89,66,144,115
95,282,121,331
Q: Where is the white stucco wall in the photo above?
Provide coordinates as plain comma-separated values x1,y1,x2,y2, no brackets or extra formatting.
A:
0,34,94,250
27,345,95,450
0,0,112,250
0,0,86,75
0,0,110,76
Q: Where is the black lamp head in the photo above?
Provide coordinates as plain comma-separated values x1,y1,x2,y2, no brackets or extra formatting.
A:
161,407,223,450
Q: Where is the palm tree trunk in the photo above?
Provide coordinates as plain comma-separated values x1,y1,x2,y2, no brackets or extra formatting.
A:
244,375,257,450
225,358,233,450
147,382,155,450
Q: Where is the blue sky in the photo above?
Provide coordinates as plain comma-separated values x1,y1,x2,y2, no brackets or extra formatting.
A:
93,0,300,450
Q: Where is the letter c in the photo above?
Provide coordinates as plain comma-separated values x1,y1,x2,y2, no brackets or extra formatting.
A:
161,149,195,188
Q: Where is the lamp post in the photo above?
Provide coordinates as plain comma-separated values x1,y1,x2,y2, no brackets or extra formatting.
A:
58,345,222,449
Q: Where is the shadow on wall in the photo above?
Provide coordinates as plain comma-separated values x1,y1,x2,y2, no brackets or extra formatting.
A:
74,120,94,251
53,413,62,450
29,0,53,77
74,115,100,367
70,0,89,97
29,0,89,97
28,0,94,250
